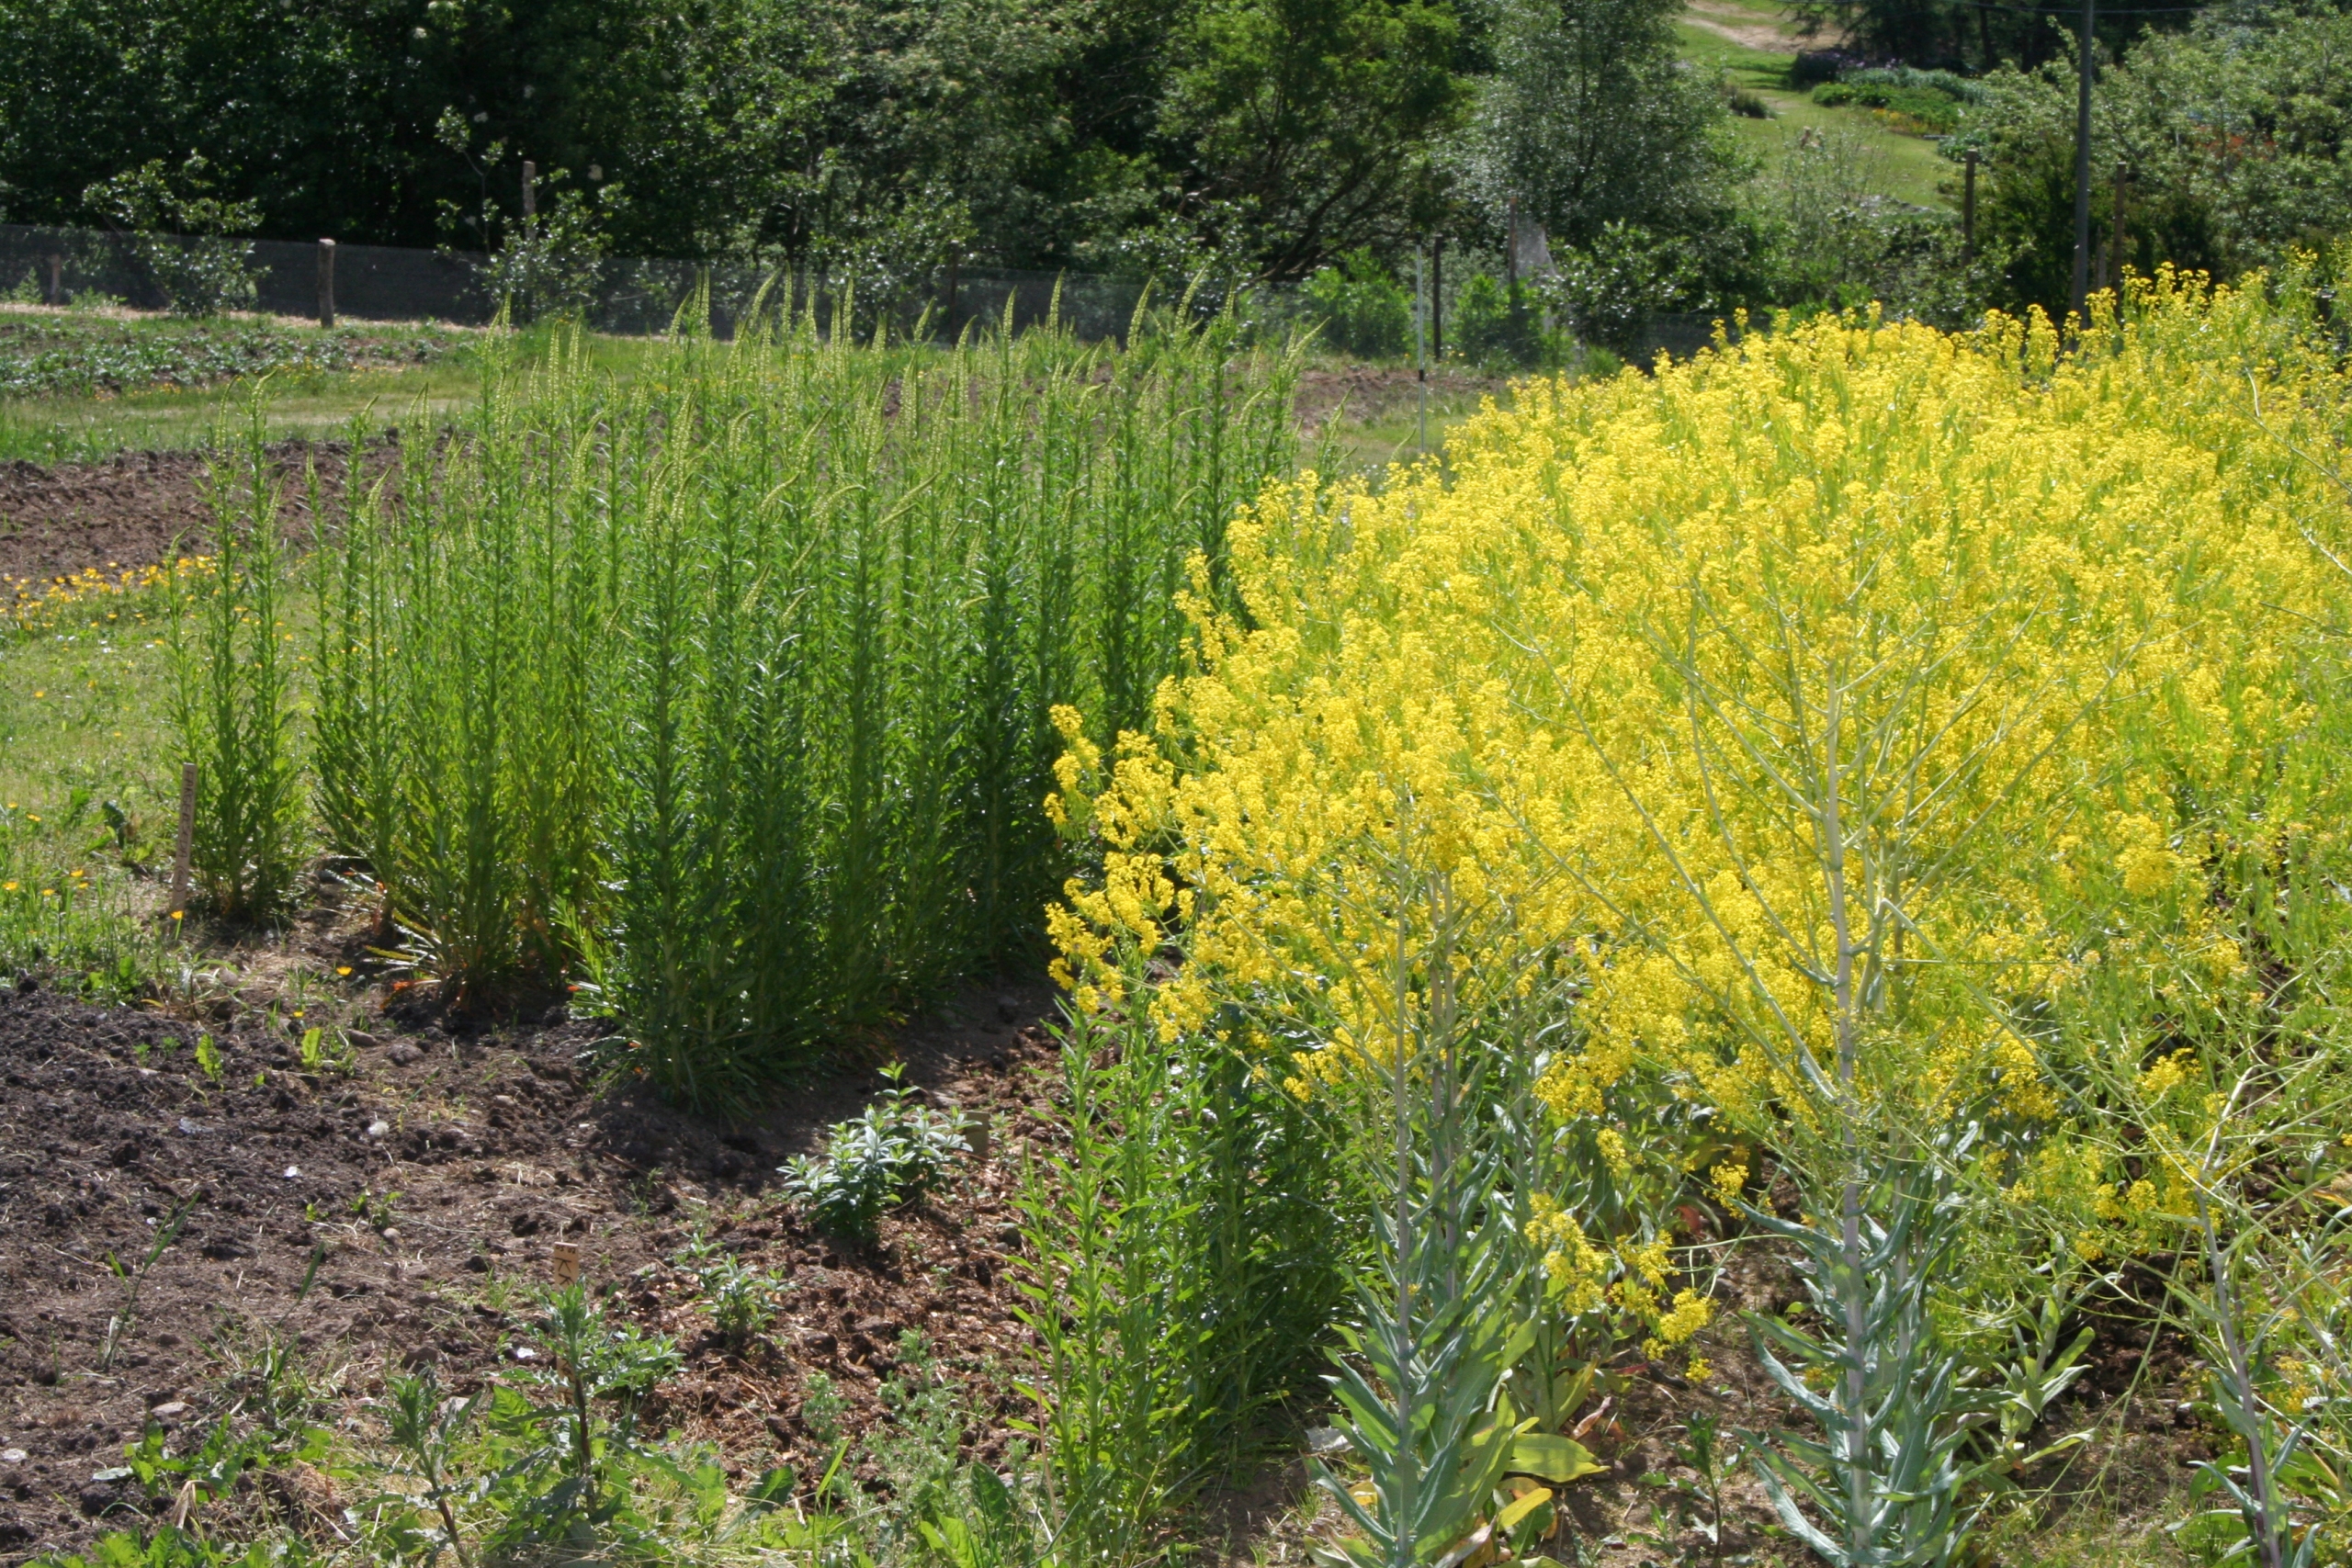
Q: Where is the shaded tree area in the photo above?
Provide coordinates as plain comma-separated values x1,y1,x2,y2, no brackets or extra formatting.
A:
1790,0,2194,73
0,0,1470,279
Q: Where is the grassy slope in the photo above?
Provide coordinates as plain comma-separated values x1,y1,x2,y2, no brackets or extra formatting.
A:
1679,2,1957,210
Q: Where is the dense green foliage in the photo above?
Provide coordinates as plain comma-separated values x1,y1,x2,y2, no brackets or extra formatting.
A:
0,0,1466,282
1963,2,2352,319
309,309,1295,1108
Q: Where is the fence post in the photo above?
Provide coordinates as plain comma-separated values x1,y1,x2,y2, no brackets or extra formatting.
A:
521,160,537,220
317,238,336,329
45,254,62,307
1505,197,1518,299
1962,151,1978,262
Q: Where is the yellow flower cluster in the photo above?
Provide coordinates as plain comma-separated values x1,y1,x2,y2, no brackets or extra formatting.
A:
0,557,207,636
1049,270,2352,1305
1525,1194,1713,1370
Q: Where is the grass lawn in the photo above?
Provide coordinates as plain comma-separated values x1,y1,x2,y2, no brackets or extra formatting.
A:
1678,6,1959,210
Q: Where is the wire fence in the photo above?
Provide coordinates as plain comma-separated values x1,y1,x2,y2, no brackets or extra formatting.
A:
0,221,1326,345
0,220,1757,366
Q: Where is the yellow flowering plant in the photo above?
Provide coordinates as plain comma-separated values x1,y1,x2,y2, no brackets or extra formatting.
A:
1049,262,2352,1559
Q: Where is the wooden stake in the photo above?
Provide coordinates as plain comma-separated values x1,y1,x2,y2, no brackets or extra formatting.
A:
170,762,196,932
45,254,62,306
521,161,537,220
317,239,336,329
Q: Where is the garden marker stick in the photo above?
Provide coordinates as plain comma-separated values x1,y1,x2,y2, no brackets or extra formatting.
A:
170,761,194,929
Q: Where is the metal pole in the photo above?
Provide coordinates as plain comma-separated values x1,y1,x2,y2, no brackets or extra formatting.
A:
1962,151,1978,262
1430,235,1443,363
2110,162,2130,293
2070,0,2095,325
317,238,336,329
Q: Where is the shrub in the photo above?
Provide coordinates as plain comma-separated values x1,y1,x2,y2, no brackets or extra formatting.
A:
1448,272,1537,367
82,156,262,317
1303,250,1413,359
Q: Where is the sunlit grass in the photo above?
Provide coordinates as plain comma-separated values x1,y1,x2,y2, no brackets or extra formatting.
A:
0,592,179,989
1677,18,1958,209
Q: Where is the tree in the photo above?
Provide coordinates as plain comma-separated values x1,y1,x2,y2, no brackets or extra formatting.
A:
1155,0,1469,279
1458,0,1744,253
1966,1,2352,319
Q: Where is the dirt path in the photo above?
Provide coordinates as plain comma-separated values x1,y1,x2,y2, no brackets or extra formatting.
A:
1681,0,1828,54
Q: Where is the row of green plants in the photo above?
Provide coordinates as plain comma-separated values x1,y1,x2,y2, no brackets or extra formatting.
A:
172,298,1299,1107
0,311,459,399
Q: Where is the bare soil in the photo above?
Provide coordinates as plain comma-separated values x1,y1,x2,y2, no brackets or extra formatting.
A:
0,443,364,592
0,965,1065,1566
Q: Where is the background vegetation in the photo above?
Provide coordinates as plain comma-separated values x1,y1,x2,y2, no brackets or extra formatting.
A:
0,0,2340,354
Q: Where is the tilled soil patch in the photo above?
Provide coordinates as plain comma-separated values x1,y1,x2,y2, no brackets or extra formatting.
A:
0,443,369,593
0,980,1063,1566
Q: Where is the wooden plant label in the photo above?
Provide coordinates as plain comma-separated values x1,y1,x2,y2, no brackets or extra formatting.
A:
549,1239,582,1285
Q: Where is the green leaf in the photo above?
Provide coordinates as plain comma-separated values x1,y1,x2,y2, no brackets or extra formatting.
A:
1494,1483,1553,1531
1506,1433,1604,1483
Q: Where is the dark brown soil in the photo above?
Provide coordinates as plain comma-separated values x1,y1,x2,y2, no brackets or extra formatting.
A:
0,443,367,596
0,972,1064,1566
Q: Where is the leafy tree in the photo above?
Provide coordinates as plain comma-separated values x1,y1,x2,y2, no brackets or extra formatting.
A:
1457,0,1746,253
1965,1,2352,318
1156,0,1469,278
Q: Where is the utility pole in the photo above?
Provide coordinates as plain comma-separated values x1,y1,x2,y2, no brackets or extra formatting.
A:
2110,162,2130,293
2070,0,2095,325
